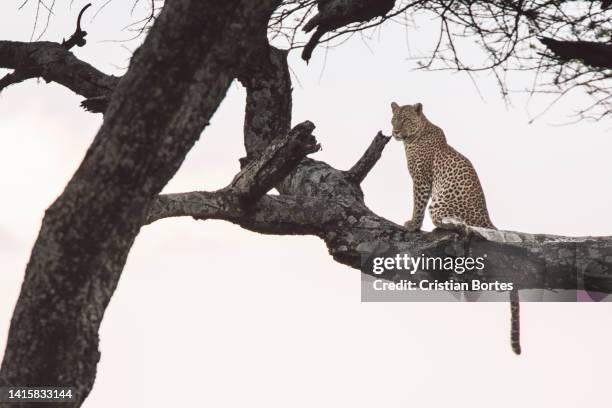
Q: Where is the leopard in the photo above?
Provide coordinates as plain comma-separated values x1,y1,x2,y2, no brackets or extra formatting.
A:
390,101,521,355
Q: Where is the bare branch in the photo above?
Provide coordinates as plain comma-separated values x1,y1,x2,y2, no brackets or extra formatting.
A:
540,37,612,70
347,130,391,183
229,120,320,205
0,2,119,112
237,45,293,160
61,3,92,50
147,120,320,224
0,40,119,105
150,193,326,235
300,0,396,62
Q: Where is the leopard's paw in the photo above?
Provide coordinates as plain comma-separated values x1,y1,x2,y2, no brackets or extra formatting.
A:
403,219,422,232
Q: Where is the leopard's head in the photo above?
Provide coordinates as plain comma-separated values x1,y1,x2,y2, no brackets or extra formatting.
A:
390,102,424,142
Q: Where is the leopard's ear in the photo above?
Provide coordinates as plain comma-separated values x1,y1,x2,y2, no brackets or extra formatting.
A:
391,102,400,113
414,103,423,114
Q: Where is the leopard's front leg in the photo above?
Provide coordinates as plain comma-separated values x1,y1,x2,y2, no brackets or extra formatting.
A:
404,177,432,231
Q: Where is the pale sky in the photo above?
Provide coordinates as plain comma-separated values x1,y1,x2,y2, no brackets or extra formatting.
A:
1,2,612,407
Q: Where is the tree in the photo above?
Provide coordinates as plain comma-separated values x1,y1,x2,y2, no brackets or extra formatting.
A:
0,0,610,406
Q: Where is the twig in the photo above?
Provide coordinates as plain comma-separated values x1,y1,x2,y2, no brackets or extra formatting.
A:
62,3,92,49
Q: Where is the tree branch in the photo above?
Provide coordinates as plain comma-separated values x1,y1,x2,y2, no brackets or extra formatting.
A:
539,37,612,70
347,130,391,183
237,45,293,162
0,40,119,109
148,164,612,295
301,0,396,62
230,120,320,204
0,2,117,113
150,193,327,235
147,120,320,224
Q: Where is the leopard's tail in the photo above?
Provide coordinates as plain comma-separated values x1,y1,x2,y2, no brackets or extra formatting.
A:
510,289,521,355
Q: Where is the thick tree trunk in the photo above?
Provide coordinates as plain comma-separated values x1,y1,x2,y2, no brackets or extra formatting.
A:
0,1,280,406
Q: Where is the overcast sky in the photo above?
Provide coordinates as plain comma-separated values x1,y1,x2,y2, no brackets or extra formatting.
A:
1,2,612,407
